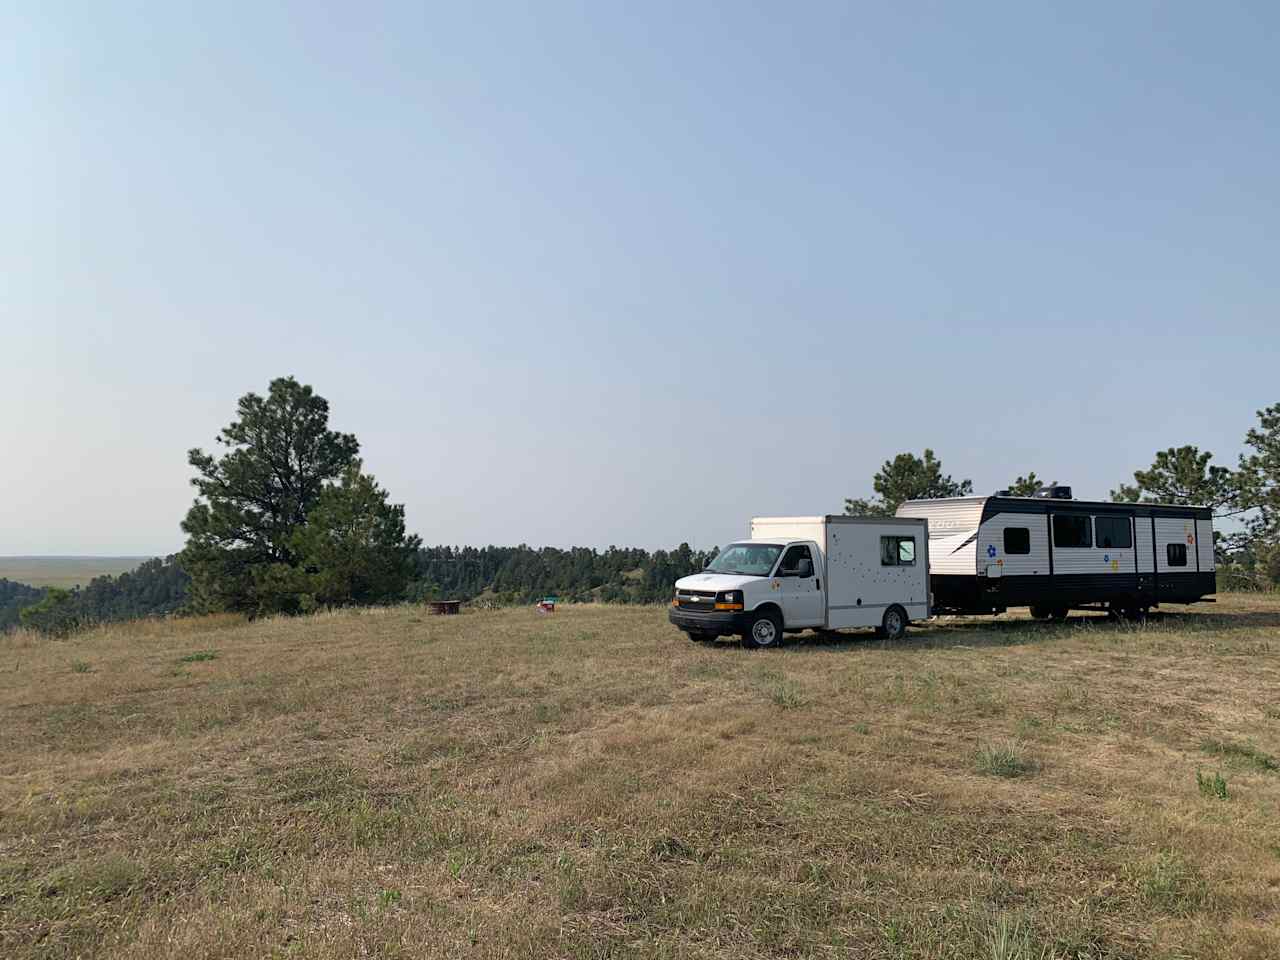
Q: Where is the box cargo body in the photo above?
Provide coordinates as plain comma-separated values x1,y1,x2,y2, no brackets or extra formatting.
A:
749,516,930,629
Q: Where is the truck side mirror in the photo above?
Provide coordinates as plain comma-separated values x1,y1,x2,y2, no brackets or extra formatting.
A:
797,558,813,578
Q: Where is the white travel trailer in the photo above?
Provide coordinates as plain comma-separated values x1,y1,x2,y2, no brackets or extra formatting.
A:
668,516,930,647
896,487,1215,618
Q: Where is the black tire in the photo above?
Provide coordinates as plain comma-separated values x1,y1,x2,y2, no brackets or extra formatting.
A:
880,604,908,641
1030,605,1068,622
741,609,783,649
1112,605,1148,622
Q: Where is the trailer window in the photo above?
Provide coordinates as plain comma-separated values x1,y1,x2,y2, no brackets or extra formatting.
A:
1052,514,1092,548
1003,527,1030,555
1166,543,1188,567
1095,516,1132,549
880,536,916,566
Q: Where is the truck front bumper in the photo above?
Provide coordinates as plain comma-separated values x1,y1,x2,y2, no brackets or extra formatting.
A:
668,606,751,637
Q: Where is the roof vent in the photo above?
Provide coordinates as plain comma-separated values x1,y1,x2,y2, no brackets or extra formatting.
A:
994,489,1012,497
1033,484,1073,500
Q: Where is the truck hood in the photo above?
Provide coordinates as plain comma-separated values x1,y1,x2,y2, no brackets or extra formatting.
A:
674,572,763,592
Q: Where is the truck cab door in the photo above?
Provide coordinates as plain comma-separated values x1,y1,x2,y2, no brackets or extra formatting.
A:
774,543,824,627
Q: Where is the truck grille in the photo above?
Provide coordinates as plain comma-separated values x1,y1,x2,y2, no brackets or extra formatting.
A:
675,589,717,612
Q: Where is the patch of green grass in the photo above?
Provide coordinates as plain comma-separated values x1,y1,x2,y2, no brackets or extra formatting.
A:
975,740,1037,778
1196,768,1229,800
377,887,402,908
178,650,218,664
38,854,145,903
1201,737,1279,773
70,659,92,674
531,700,563,723
1137,852,1208,916
1015,715,1043,737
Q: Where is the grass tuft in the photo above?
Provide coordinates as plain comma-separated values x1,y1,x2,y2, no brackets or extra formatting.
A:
1196,768,1229,800
178,650,218,663
648,836,694,861
763,676,807,709
975,740,1037,778
982,911,1054,960
1192,773,1223,798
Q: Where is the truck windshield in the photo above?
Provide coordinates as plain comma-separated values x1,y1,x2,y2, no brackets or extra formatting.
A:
705,543,783,577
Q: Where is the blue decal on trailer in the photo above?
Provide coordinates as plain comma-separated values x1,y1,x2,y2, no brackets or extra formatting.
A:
987,544,997,558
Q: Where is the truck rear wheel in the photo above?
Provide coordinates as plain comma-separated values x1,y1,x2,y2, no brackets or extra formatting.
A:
741,610,782,649
879,604,908,641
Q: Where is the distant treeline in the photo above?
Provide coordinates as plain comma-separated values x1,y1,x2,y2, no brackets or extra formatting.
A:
409,543,717,605
2,557,191,635
2,544,716,634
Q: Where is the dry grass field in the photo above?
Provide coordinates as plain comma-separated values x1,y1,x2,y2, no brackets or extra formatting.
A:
0,558,148,589
2,596,1279,959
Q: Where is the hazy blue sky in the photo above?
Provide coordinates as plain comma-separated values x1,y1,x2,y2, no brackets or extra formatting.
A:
3,2,1277,555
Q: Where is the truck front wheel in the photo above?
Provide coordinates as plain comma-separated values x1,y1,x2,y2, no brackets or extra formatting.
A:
741,610,783,649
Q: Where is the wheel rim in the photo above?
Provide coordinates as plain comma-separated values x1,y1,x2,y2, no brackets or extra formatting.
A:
885,611,903,635
753,619,777,645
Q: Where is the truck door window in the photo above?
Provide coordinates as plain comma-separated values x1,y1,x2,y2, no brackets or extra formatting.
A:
778,545,813,576
880,536,916,566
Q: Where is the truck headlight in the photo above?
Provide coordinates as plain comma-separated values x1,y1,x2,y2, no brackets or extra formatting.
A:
715,590,744,611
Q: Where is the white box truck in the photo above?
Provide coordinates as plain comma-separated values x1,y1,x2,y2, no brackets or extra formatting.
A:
669,515,930,647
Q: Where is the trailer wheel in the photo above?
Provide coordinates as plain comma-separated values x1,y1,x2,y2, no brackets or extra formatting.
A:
741,610,782,649
879,605,908,641
1112,605,1147,622
1030,605,1068,622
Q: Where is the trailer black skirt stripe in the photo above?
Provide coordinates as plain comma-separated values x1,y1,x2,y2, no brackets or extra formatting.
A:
928,572,1215,614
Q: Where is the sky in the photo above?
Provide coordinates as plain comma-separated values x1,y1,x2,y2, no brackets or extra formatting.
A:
2,1,1277,556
